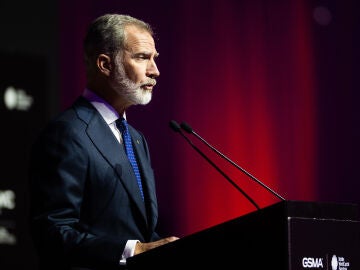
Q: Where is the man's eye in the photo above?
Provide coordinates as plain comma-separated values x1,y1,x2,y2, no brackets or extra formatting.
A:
135,54,148,60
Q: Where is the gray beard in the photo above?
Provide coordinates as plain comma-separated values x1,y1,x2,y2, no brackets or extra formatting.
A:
111,62,152,105
119,77,152,105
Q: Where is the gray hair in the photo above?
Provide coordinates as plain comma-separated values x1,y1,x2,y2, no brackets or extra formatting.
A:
83,14,154,76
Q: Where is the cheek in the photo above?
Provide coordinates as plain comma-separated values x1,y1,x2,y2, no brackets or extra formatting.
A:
125,64,146,83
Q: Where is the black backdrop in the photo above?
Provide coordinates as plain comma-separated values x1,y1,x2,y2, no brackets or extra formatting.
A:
1,1,359,269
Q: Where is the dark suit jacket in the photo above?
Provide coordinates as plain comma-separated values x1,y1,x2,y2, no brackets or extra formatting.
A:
28,96,161,270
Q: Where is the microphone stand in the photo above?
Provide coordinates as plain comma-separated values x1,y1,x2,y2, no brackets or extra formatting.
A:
169,120,260,210
180,121,286,201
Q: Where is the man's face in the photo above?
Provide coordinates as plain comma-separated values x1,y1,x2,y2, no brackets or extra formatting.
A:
111,25,160,106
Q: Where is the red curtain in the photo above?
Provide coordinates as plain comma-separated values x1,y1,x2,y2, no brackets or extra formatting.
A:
170,0,318,234
60,0,319,236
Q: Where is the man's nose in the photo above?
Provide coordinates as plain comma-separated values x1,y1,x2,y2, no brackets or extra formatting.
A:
147,59,160,78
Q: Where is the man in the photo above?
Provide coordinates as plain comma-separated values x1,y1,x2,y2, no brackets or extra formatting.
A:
28,14,178,270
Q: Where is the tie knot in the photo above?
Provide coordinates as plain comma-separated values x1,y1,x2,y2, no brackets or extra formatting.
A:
117,117,128,134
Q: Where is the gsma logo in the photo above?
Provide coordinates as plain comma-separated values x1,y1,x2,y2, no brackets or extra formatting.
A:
302,257,324,268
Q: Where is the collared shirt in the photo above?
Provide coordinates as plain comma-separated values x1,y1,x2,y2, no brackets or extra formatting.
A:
82,88,139,265
82,88,124,143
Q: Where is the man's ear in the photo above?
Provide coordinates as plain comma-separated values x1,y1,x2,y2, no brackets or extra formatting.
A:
97,54,112,76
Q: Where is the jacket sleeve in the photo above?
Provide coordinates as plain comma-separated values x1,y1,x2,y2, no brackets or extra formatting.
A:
28,119,125,270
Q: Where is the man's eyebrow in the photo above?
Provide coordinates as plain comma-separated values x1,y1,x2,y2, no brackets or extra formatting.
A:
132,51,159,57
142,52,160,58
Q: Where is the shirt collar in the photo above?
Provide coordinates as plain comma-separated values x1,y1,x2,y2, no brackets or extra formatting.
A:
82,88,126,124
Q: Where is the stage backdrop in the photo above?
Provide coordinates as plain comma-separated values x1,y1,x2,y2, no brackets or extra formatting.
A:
1,1,359,269
0,1,59,269
58,0,360,238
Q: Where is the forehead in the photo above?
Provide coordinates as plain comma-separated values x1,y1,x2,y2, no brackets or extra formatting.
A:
124,25,156,52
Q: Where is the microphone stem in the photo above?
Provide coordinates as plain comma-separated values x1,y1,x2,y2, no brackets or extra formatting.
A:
192,131,286,201
179,131,261,210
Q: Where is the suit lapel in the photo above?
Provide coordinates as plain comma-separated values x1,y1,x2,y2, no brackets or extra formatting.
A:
73,97,147,223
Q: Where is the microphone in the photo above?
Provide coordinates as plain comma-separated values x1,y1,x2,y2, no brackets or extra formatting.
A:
180,121,286,201
169,120,260,210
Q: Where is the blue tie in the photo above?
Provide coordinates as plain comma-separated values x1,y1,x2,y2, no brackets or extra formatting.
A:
117,118,144,201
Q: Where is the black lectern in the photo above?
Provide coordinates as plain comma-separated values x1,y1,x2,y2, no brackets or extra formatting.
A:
127,200,359,269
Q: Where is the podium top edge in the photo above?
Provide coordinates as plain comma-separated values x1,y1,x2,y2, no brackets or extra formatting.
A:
268,200,359,220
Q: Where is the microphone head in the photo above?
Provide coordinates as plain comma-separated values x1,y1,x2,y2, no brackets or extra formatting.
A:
180,122,193,133
169,120,181,132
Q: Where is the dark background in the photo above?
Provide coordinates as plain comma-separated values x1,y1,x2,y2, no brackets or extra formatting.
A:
0,0,359,269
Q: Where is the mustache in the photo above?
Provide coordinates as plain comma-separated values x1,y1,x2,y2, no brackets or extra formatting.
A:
141,79,157,87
